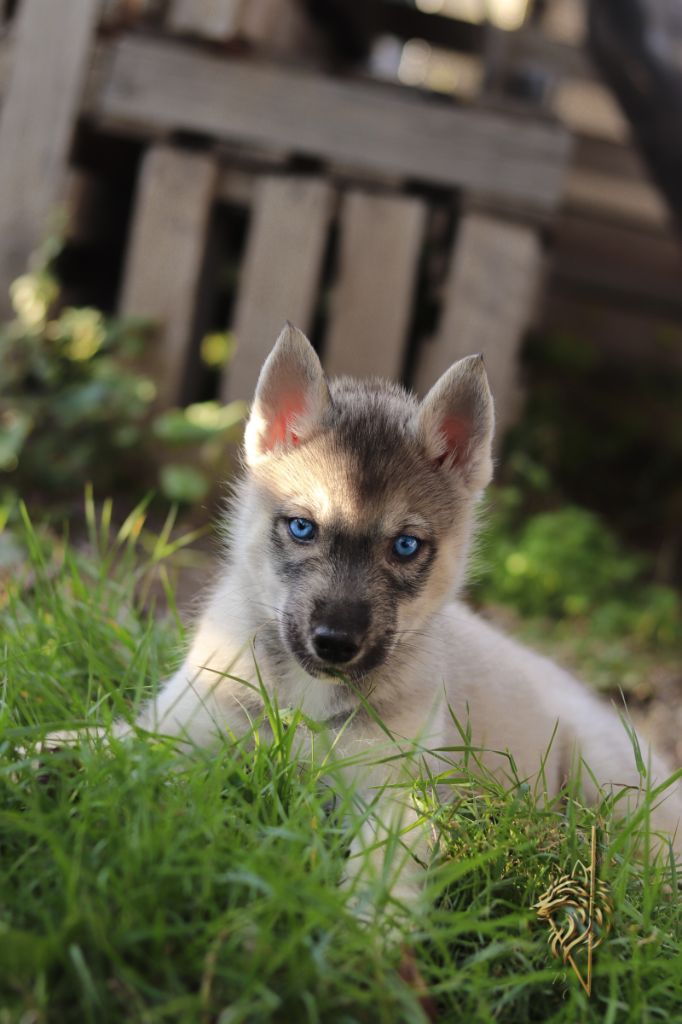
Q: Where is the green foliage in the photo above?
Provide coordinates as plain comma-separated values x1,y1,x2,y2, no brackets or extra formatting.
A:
153,401,245,446
153,401,247,503
473,488,682,651
0,259,154,494
1,508,680,1022
0,246,246,505
159,463,212,504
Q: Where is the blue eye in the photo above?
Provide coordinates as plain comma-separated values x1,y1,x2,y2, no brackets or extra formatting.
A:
393,534,421,559
288,517,316,541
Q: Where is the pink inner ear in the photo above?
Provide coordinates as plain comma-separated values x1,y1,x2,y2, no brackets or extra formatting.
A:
263,394,304,450
434,414,472,467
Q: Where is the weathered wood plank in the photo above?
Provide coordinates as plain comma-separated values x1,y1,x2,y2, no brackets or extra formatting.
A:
0,0,100,316
573,134,658,183
553,78,628,144
238,0,319,55
323,191,426,380
412,211,542,435
119,145,218,408
552,211,682,309
168,0,317,53
93,37,570,211
167,0,242,40
565,167,669,228
222,176,333,403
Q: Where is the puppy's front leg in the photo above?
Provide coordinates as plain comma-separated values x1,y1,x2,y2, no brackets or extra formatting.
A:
133,660,259,750
42,635,265,753
329,707,446,922
344,792,432,921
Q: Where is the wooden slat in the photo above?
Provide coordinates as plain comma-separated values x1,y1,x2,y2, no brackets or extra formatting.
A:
323,191,426,380
119,145,218,408
412,211,542,435
484,23,592,94
222,176,333,403
168,0,316,53
242,0,319,56
92,37,570,212
540,0,586,46
0,0,100,316
564,167,670,229
552,78,629,144
573,135,657,183
565,135,672,227
552,212,682,310
167,0,242,40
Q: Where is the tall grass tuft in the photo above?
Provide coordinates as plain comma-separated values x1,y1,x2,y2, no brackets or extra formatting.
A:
1,504,680,1022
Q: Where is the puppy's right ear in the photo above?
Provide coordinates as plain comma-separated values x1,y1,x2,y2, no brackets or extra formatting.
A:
244,323,330,464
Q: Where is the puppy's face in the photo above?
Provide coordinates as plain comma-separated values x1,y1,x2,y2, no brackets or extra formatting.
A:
249,412,469,680
241,325,494,682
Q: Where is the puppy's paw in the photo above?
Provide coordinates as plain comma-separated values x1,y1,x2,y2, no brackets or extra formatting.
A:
14,727,108,771
37,727,108,754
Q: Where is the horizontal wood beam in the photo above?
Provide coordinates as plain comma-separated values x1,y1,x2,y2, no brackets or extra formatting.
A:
564,166,669,229
552,211,682,311
89,37,570,211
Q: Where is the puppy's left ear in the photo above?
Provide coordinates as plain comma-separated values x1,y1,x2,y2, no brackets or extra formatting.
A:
244,322,330,464
417,354,495,491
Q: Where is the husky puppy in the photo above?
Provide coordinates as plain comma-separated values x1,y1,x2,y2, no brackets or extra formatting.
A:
68,323,682,910
124,322,682,909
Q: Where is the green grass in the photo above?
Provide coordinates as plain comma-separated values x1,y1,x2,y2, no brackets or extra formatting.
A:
1,505,681,1023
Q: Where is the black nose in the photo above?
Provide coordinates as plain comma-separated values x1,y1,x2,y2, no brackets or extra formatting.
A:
310,600,370,665
311,625,361,664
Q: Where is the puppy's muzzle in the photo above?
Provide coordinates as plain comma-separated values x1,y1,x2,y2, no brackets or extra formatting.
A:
310,600,370,666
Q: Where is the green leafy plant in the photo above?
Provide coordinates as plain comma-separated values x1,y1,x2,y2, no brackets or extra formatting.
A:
0,244,247,506
0,256,154,496
472,489,682,652
152,399,246,503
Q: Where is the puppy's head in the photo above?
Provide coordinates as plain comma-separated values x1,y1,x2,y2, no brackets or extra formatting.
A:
239,323,494,681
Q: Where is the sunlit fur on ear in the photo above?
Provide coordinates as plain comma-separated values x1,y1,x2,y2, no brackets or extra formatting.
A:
418,354,495,491
244,323,331,464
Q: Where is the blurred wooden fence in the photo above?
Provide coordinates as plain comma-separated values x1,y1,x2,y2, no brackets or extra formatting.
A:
0,0,576,433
